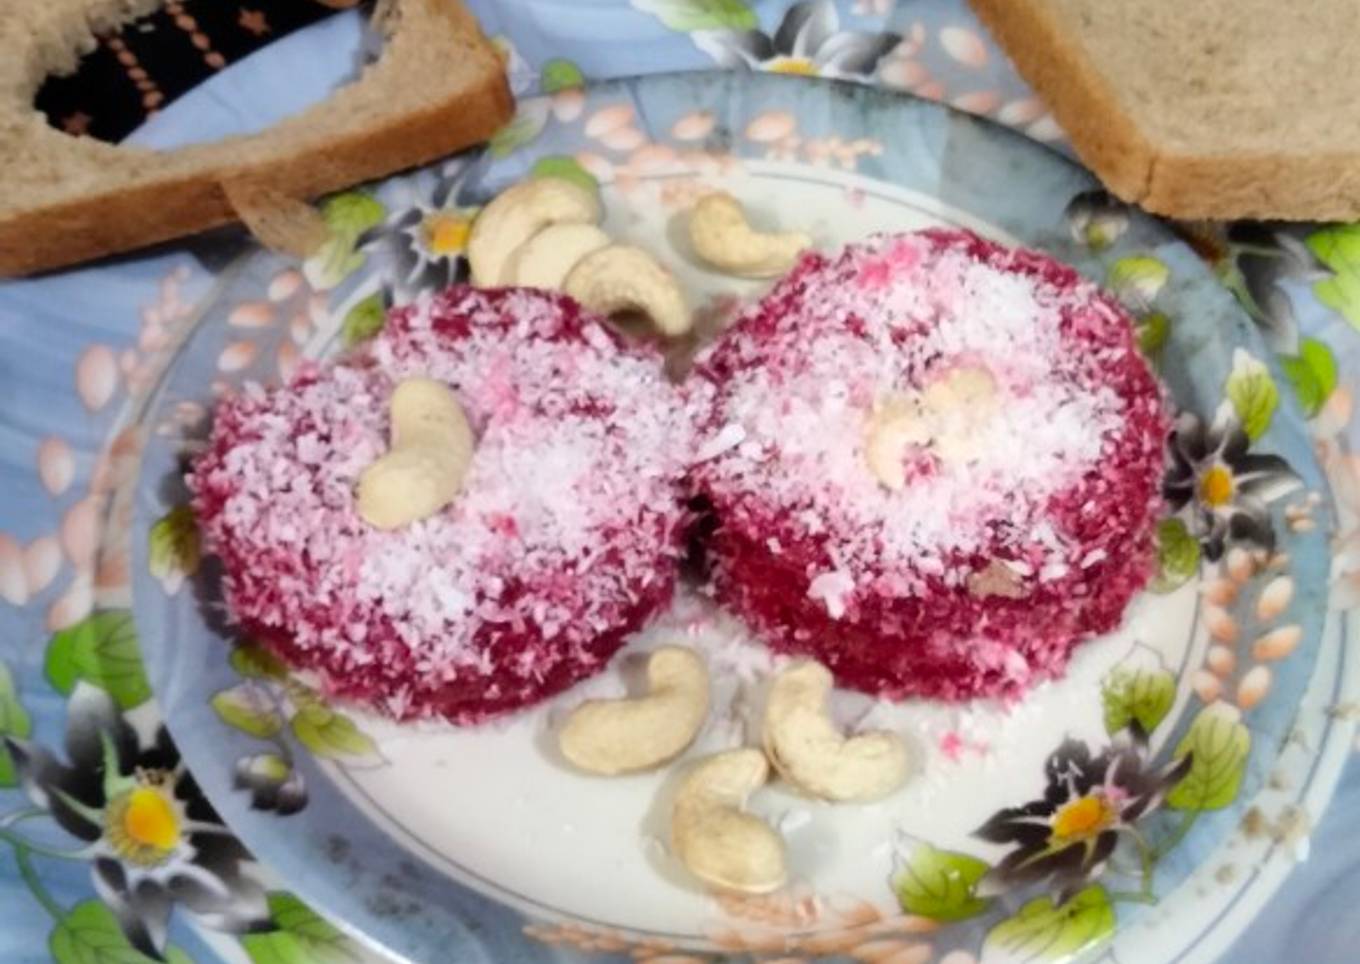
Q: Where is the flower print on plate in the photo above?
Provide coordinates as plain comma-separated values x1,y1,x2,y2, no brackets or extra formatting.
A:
4,684,269,959
973,725,1190,903
1164,403,1303,562
636,0,901,80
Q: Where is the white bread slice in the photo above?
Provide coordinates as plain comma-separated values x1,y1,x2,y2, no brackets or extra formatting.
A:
0,0,512,276
968,0,1360,220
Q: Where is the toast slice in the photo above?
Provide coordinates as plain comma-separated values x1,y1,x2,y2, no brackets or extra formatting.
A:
968,0,1360,220
0,0,513,277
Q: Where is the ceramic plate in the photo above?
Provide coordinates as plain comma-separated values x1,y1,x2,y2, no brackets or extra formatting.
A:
131,72,1332,963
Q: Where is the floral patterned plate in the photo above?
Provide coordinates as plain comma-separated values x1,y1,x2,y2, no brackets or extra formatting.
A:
130,72,1331,963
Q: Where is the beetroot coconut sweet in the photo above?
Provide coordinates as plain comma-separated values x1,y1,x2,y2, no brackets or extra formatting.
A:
190,287,695,722
689,229,1168,701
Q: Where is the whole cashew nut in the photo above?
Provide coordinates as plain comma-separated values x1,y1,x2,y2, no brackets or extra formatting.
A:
503,222,611,291
356,378,474,530
864,395,932,492
763,661,910,802
468,178,602,286
688,192,810,279
563,244,692,337
558,647,710,775
671,748,787,895
864,365,999,490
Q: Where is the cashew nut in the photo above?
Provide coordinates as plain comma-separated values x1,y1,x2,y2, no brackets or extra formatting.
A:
503,222,611,291
763,661,910,802
688,192,810,279
356,378,474,530
864,365,999,490
558,647,710,775
468,178,602,286
671,748,787,895
864,395,932,492
563,244,692,337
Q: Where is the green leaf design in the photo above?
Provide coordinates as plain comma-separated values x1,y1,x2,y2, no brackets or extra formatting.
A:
47,612,151,710
212,683,283,739
633,0,758,31
1225,350,1279,441
1280,336,1339,418
540,58,585,93
1151,517,1200,593
0,660,32,786
891,843,991,922
489,98,550,159
1135,311,1169,360
290,705,381,764
982,885,1115,963
45,626,81,695
1101,665,1176,736
241,893,365,964
147,505,199,594
1166,701,1251,811
50,901,192,964
323,192,386,238
1306,224,1360,327
530,155,600,194
230,641,289,679
1107,256,1168,308
340,293,385,347
307,192,386,290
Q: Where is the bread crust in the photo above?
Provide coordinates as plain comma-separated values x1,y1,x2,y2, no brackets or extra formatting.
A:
0,0,512,276
968,0,1360,220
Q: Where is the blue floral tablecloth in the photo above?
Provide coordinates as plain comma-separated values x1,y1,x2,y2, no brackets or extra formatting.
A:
2,2,1359,961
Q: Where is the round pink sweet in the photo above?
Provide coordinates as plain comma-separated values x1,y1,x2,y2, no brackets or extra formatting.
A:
190,287,694,723
689,229,1168,701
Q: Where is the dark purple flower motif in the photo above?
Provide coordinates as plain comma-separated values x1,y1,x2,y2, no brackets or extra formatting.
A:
974,725,1190,903
693,1,900,80
358,156,476,305
1163,407,1303,561
1225,223,1329,354
4,685,269,960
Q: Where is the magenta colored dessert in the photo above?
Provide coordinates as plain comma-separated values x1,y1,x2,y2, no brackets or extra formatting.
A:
689,228,1168,701
189,287,694,723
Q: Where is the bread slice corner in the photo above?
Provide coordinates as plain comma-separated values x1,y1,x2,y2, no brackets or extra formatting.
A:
968,0,1360,220
0,0,513,277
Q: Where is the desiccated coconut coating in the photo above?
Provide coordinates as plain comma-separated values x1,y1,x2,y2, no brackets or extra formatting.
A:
689,229,1168,701
189,287,694,723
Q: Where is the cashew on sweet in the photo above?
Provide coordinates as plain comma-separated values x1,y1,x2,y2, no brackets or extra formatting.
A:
688,192,810,279
671,748,787,895
763,661,911,802
356,378,474,530
467,177,602,286
563,244,692,337
558,647,710,775
502,222,611,290
863,365,999,490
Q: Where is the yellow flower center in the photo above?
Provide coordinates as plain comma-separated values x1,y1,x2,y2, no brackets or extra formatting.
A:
1199,464,1235,508
766,57,819,76
104,774,182,866
422,213,472,257
124,787,179,850
1050,794,1117,843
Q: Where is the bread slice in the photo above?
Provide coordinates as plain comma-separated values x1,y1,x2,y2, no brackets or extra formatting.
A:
0,0,512,276
968,0,1360,220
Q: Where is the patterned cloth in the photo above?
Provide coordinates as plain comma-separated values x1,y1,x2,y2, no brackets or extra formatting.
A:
36,0,335,142
4,2,1360,962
